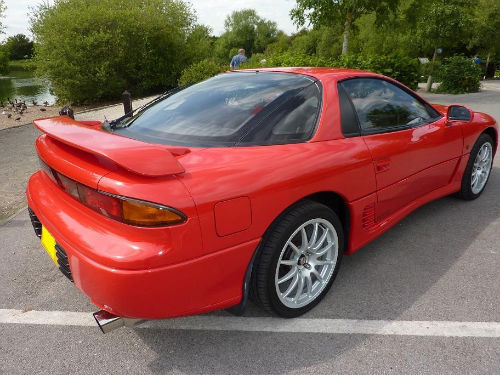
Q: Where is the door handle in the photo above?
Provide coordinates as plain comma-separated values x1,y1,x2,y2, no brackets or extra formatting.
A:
375,159,390,173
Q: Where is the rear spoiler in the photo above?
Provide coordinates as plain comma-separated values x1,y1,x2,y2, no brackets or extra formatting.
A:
33,116,185,177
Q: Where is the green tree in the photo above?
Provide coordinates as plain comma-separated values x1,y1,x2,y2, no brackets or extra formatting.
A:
414,0,473,54
265,31,292,55
215,9,278,60
0,1,7,74
30,0,197,103
289,29,321,56
0,0,5,33
0,47,8,74
410,0,474,90
469,0,500,66
290,0,399,55
348,0,416,57
4,34,35,59
185,25,214,63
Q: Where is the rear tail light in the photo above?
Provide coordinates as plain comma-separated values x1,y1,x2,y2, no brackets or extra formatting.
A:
39,159,186,227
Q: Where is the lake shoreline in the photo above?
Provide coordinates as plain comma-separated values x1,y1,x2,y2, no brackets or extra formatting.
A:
0,95,157,131
0,105,68,130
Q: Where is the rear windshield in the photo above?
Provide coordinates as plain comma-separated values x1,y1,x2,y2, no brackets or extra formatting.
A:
110,72,322,147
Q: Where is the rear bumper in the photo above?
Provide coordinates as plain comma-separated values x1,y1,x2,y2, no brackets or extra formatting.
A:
27,171,259,319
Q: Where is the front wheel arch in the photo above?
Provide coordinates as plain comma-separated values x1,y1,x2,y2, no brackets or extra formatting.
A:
482,127,498,156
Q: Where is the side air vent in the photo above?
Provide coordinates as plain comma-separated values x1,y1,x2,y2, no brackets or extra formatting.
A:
362,204,376,230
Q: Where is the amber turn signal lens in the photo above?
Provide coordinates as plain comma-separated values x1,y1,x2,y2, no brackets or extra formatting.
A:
122,199,185,227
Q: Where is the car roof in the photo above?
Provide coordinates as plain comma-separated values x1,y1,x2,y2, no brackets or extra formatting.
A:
236,67,373,81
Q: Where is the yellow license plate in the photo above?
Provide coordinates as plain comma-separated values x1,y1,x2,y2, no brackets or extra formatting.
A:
41,226,58,266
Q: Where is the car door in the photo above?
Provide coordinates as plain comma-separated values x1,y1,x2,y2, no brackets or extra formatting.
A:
339,77,463,221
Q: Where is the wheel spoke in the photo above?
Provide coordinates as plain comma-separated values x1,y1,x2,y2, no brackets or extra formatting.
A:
289,242,300,254
312,268,323,283
315,259,334,266
294,274,305,302
280,259,297,266
481,159,489,167
305,274,313,295
278,267,297,284
481,147,489,161
479,147,487,161
309,223,319,248
479,172,486,186
300,228,308,251
281,273,299,298
471,172,478,187
315,242,333,257
312,230,328,251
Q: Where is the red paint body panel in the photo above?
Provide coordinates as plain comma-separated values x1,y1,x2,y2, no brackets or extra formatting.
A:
26,68,499,319
214,197,252,236
362,118,463,220
179,139,376,256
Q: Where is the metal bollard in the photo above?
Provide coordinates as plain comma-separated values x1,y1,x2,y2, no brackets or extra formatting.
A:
122,90,132,116
59,106,74,119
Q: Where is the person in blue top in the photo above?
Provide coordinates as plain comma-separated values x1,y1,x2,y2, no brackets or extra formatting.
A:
230,49,248,69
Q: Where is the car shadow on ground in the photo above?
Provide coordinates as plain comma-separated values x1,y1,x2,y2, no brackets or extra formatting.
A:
132,165,500,374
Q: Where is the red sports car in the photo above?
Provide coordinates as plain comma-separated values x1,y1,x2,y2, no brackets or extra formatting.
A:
27,68,497,330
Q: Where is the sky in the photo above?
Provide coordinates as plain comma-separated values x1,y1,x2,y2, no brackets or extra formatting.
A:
1,0,299,40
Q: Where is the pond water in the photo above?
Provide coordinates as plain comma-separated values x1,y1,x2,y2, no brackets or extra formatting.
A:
0,70,57,105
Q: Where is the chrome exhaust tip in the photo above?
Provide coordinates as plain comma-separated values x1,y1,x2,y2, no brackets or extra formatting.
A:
93,310,145,334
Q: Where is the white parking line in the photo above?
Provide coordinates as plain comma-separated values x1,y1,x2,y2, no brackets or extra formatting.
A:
2,309,500,337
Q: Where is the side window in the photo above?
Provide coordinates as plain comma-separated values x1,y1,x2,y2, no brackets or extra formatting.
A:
239,82,321,145
341,78,439,132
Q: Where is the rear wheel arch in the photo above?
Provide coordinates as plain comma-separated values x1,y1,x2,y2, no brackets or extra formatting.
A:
227,190,350,316
304,192,350,250
256,191,350,254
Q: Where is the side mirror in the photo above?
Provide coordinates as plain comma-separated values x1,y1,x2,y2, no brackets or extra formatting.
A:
447,105,472,123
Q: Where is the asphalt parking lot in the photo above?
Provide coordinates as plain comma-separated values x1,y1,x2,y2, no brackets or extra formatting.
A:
1,83,499,374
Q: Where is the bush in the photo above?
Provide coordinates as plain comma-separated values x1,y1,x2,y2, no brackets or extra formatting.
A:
248,52,420,89
179,52,421,91
31,0,197,104
262,52,331,67
335,54,420,90
436,56,481,94
178,59,227,85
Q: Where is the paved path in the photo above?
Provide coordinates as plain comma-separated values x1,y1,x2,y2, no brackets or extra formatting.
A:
75,96,155,122
1,85,499,374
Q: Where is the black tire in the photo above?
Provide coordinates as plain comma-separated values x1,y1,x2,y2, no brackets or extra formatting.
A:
456,133,494,200
251,200,344,318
